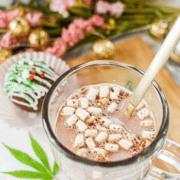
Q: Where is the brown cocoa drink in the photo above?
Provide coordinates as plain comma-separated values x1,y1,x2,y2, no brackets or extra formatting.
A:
55,84,155,162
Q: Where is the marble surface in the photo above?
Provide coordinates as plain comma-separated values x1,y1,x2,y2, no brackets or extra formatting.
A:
0,1,180,180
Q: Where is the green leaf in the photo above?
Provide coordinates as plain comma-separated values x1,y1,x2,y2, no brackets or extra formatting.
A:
29,133,52,173
41,19,59,28
29,0,37,6
2,171,52,179
69,7,92,18
3,144,49,174
44,0,52,2
52,162,59,175
0,29,7,33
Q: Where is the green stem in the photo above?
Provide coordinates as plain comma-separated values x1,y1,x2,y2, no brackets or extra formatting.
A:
90,31,107,39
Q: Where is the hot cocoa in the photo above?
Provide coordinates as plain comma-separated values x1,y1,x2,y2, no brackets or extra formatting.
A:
55,84,155,162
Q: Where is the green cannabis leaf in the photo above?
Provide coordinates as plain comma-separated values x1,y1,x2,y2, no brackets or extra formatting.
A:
2,171,52,179
29,133,52,173
1,133,60,180
53,162,59,175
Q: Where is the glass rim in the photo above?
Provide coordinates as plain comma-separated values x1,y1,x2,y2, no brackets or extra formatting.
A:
42,60,170,168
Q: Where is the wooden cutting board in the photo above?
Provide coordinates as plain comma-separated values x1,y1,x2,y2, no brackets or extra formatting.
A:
67,36,180,173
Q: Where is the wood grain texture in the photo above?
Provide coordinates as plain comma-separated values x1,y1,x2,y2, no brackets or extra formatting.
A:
67,36,180,173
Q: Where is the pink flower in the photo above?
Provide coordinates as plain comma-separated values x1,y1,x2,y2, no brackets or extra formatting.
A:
0,10,8,28
1,33,27,49
109,2,124,17
90,15,106,29
45,39,67,57
50,0,76,17
0,8,20,28
85,25,95,32
62,22,86,46
62,24,84,46
73,18,90,29
95,1,124,18
62,27,72,44
95,1,109,14
82,0,92,6
6,8,20,21
24,12,43,26
44,14,106,57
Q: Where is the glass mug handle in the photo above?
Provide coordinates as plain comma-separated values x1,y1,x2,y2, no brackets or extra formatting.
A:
146,139,180,180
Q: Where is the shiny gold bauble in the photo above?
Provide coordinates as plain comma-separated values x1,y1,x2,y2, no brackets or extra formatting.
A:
93,39,115,58
28,29,49,50
170,51,180,63
149,20,168,40
8,16,31,37
170,40,180,62
0,49,12,64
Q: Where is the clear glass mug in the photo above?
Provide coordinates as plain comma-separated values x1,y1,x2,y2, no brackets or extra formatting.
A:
42,61,180,180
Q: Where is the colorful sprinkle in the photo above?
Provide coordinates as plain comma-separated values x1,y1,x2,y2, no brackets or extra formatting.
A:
29,75,34,80
30,71,35,75
40,72,45,78
31,67,36,70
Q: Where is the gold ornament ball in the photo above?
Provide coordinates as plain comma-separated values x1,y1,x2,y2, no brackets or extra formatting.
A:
28,29,49,50
93,39,115,58
149,20,168,40
0,49,12,64
8,16,31,37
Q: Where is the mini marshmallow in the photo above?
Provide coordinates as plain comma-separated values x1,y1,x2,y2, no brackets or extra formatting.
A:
105,143,119,152
95,132,108,143
88,107,102,115
86,116,97,125
100,117,111,127
140,119,153,127
76,148,87,158
85,129,97,137
119,139,133,150
66,114,78,127
76,120,87,132
86,138,96,150
137,108,150,120
100,85,109,98
74,134,84,148
109,134,122,141
76,108,89,121
87,87,99,101
107,102,118,113
61,107,75,116
67,99,78,107
92,148,106,157
145,140,151,148
109,124,122,132
96,125,107,132
142,131,155,140
97,98,108,106
110,86,120,99
80,98,89,108
135,101,145,110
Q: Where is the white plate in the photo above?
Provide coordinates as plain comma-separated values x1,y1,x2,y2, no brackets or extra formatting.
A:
0,52,69,131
